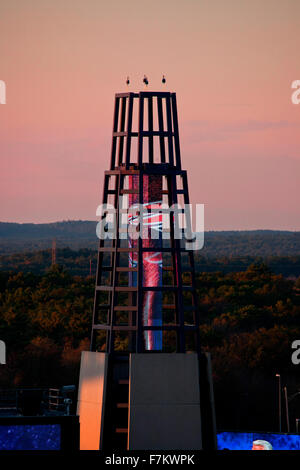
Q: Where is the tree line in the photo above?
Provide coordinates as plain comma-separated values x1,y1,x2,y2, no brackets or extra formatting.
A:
1,248,300,277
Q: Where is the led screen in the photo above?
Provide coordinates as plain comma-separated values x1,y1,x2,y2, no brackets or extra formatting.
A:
217,431,300,450
0,424,61,450
128,174,163,350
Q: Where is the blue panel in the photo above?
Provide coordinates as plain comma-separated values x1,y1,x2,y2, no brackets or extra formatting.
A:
217,431,253,450
217,431,300,450
0,424,61,450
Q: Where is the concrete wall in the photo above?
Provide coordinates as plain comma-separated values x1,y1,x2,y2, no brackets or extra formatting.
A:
128,353,202,450
77,351,107,450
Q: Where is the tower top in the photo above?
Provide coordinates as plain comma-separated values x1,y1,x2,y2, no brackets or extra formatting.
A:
110,91,181,170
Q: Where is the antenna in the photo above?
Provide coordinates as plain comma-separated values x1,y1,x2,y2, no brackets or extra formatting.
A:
143,74,149,88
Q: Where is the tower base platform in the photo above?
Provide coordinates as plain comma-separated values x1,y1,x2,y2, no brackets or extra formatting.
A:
77,351,216,450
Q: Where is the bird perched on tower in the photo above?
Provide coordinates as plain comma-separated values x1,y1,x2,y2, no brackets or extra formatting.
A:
143,75,149,87
126,76,130,87
162,75,166,84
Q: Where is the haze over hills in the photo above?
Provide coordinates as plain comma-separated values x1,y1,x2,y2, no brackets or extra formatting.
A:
0,220,299,257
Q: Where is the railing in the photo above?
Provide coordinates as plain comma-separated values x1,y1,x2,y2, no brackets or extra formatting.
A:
0,386,76,416
48,386,75,415
0,389,19,415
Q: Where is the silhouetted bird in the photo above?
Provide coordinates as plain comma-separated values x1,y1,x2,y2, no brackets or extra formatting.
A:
126,76,130,86
162,75,166,84
143,75,149,86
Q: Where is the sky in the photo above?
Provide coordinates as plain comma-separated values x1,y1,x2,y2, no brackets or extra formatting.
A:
0,0,299,230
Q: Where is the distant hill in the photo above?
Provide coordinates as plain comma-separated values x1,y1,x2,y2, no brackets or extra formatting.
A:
0,221,299,257
0,221,97,253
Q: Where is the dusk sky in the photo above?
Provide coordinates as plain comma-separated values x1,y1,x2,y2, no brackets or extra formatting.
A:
1,0,299,229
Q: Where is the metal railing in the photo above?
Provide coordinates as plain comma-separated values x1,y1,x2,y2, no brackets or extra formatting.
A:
0,386,76,416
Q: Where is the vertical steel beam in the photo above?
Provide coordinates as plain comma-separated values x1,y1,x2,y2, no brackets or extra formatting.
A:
170,172,185,352
125,93,134,168
165,95,174,166
118,97,127,166
171,93,182,169
108,173,121,353
138,93,144,167
182,171,201,352
148,96,154,164
91,172,110,351
157,97,166,163
110,97,120,169
137,170,144,352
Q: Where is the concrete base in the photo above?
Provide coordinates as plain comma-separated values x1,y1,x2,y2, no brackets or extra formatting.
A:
76,351,107,450
77,351,216,450
128,353,202,450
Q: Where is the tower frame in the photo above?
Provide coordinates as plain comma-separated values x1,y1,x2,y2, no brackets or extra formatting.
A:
90,92,200,355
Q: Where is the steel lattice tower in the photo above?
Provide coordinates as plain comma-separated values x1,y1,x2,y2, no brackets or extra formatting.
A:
91,91,201,355
77,91,216,451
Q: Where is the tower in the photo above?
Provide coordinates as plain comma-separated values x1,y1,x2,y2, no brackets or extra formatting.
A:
77,91,216,450
51,238,56,266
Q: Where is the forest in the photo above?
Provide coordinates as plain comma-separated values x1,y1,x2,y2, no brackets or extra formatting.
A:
1,248,300,278
0,263,299,432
